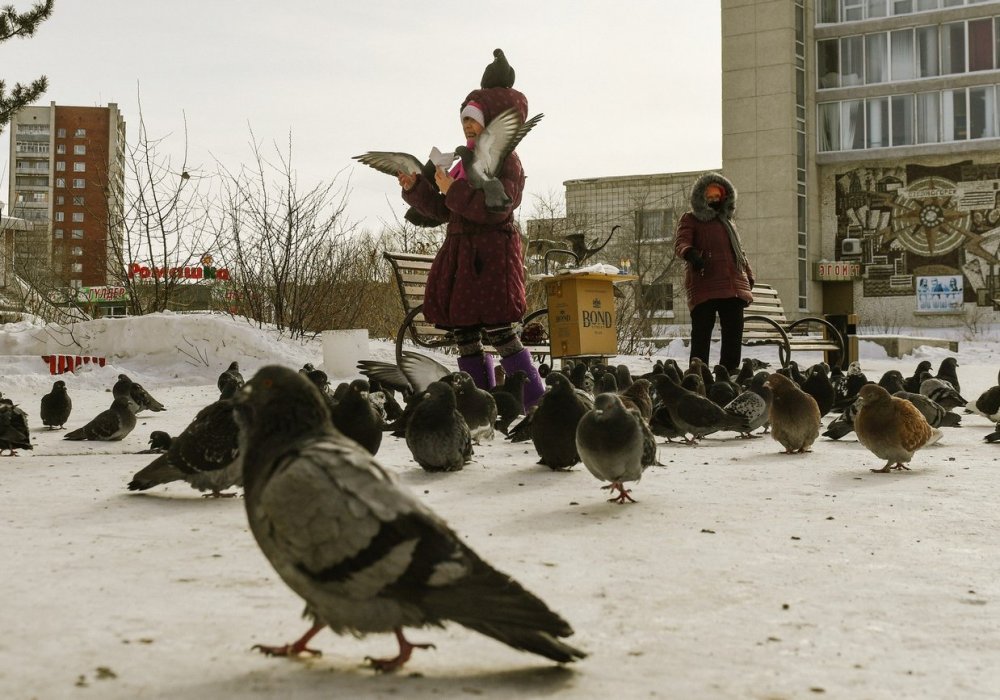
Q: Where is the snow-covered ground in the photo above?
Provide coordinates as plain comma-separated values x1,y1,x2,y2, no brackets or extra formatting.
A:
1,313,998,699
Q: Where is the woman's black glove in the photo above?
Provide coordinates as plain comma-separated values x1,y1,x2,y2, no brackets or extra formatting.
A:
684,249,705,273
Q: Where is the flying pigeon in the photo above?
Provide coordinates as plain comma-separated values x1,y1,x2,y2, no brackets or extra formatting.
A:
765,372,821,454
480,48,515,89
128,397,241,497
39,380,72,429
405,381,473,472
576,393,651,504
454,108,544,212
233,365,585,671
855,384,941,473
64,395,138,441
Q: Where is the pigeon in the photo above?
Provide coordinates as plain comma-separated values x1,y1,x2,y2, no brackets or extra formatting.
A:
352,152,449,226
973,382,1000,422
329,379,384,456
903,360,933,394
723,389,770,438
918,375,967,410
649,403,685,442
595,372,618,394
358,351,449,400
368,378,403,423
64,395,138,441
405,382,473,473
776,360,806,387
877,370,906,395
454,109,544,212
128,397,241,497
765,372,821,454
218,361,244,396
735,359,757,389
800,363,835,418
39,380,72,429
680,372,706,397
615,364,634,391
137,430,173,454
893,391,960,428
569,362,595,395
576,393,650,504
0,402,31,456
935,357,961,393
985,422,1000,443
233,365,585,670
618,377,653,422
843,361,868,398
113,374,166,413
481,48,515,89
822,398,860,440
855,384,941,473
444,371,498,443
652,374,750,442
528,372,594,470
707,365,739,407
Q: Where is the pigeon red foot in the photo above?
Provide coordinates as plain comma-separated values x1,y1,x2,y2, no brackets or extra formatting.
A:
602,482,637,504
365,628,436,673
870,462,911,473
252,622,324,657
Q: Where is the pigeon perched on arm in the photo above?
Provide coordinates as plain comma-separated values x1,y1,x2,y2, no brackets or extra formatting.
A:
39,380,72,429
233,365,585,671
454,109,544,212
855,384,941,473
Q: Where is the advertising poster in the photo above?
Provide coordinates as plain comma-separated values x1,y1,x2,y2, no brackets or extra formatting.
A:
916,275,964,313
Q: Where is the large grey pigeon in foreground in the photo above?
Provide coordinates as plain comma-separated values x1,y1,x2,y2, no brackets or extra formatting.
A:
233,365,585,672
576,393,651,504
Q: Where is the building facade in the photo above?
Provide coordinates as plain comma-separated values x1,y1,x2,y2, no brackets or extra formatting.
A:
7,102,125,290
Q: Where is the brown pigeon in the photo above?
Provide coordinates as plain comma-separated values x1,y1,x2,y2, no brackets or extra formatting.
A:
854,384,941,473
765,372,820,454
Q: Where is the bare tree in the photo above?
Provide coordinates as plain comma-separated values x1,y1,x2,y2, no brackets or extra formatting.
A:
215,130,358,338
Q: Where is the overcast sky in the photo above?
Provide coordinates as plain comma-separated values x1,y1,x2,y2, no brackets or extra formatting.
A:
2,0,722,231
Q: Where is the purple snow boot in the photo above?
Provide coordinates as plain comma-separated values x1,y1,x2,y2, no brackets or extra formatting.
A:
456,353,496,391
500,349,545,410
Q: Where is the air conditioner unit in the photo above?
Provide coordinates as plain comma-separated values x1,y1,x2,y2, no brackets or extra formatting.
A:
841,238,862,256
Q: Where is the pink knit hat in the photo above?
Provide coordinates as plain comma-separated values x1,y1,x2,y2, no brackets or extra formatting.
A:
460,101,485,126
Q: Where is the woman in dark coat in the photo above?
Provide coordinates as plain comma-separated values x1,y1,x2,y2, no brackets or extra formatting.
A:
397,86,545,407
674,172,755,372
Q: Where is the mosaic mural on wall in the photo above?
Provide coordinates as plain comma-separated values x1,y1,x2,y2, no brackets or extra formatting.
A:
834,160,1000,308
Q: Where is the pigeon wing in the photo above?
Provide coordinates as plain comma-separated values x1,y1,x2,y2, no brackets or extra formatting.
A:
353,151,423,177
400,350,451,394
473,110,544,177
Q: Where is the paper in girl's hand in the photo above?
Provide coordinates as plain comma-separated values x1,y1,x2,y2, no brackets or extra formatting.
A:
428,147,456,170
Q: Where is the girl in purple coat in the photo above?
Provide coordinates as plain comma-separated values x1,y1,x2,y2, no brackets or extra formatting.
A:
674,173,755,372
397,86,545,407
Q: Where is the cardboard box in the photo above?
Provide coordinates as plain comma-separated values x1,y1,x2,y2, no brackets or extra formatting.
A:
544,273,633,358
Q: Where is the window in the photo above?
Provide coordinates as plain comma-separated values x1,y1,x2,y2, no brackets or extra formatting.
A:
71,247,83,256
70,279,82,289
819,0,838,23
55,196,65,205
842,99,865,149
73,144,86,155
72,196,84,206
55,178,65,188
54,229,64,239
917,91,940,142
56,128,66,138
71,229,83,239
818,102,841,151
72,179,85,188
56,144,66,155
842,36,864,86
844,0,864,21
969,85,996,138
817,39,840,88
968,18,993,71
892,94,915,145
941,22,966,74
54,212,65,222
917,26,940,77
71,263,83,273
73,162,85,172
892,0,913,14
71,212,84,222
74,128,86,137
866,0,888,18
55,161,66,172
942,88,968,141
866,33,888,83
891,29,916,80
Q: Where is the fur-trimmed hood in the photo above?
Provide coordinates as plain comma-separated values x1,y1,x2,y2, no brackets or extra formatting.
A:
690,172,737,222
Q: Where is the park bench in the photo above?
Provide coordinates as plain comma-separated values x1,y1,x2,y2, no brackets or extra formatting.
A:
383,251,550,366
641,283,846,368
